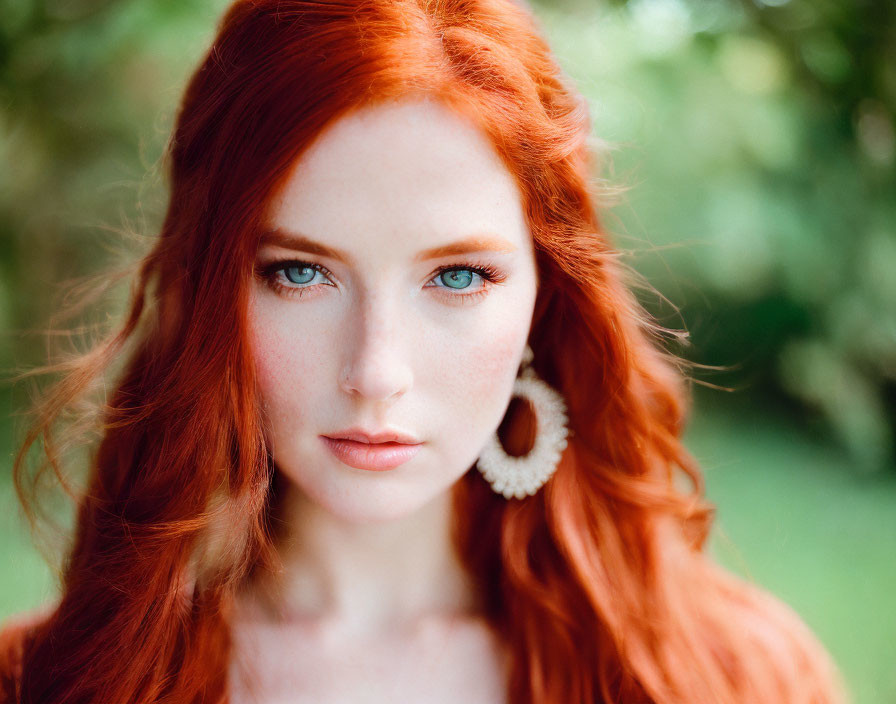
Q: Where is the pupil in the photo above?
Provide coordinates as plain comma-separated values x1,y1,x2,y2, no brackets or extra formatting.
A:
442,269,473,289
285,266,315,284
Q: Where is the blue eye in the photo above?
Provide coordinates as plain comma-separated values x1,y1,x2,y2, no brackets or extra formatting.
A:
257,259,335,297
283,265,320,285
439,269,475,289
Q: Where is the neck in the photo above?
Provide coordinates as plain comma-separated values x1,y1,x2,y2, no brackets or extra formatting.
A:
241,480,481,637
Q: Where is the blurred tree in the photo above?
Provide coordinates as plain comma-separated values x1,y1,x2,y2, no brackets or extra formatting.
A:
1,0,230,375
534,0,896,471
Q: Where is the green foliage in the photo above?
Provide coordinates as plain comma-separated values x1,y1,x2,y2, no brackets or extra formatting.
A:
0,0,231,373
534,0,896,472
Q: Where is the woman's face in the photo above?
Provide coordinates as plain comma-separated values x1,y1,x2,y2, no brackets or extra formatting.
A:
248,97,539,523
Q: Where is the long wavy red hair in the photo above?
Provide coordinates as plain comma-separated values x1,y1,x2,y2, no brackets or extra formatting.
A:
2,1,849,702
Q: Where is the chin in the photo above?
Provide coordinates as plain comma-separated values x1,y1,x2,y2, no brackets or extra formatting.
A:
304,479,457,524
275,453,462,524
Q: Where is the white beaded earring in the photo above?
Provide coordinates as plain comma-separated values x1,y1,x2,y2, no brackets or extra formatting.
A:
476,344,569,499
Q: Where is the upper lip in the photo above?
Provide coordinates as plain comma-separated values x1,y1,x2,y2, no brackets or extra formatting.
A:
324,427,422,445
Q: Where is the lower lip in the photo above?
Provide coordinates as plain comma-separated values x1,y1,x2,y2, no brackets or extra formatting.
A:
321,436,422,471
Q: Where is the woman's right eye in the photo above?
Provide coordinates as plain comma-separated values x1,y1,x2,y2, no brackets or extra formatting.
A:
256,259,335,297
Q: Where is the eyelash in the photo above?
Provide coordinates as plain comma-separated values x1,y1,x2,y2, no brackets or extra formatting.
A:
255,259,506,302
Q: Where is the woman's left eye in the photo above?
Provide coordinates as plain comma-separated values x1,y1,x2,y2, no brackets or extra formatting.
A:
426,264,504,300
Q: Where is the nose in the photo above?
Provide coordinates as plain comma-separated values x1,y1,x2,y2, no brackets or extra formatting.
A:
339,296,413,402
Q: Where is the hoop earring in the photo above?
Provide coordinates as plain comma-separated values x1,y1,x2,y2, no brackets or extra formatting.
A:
476,345,569,499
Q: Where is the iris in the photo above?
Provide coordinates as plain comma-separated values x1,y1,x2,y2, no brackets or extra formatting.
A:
440,269,474,289
284,266,318,285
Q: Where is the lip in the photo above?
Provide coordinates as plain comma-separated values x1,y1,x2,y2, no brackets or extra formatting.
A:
321,428,422,471
324,427,422,445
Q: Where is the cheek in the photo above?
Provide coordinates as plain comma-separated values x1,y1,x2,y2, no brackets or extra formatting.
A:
467,284,537,390
432,307,532,424
466,333,522,392
248,298,329,426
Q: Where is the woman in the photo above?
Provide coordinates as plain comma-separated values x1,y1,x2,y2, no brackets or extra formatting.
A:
2,0,849,702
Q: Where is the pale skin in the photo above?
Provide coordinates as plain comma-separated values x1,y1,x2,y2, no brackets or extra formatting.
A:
233,97,540,703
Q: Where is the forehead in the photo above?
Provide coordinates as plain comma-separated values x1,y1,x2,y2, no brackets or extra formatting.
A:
263,98,531,259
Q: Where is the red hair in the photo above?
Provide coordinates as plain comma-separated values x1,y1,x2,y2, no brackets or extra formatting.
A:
4,1,849,702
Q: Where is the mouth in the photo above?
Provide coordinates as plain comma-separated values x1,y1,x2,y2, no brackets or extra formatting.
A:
320,435,422,472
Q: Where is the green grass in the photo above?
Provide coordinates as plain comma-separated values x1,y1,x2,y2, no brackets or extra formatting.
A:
1,393,893,703
686,392,896,704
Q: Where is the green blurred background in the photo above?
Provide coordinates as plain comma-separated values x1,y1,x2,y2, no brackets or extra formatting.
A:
1,0,894,701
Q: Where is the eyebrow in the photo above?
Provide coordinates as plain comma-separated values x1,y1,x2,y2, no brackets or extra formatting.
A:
257,227,517,263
